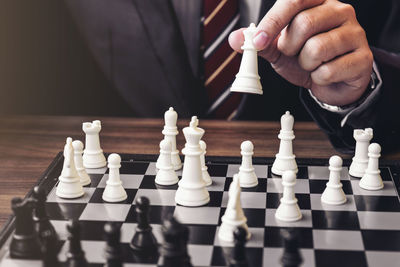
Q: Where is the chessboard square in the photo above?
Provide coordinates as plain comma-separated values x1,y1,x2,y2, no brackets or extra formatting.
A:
312,210,360,230
188,244,213,266
187,225,217,245
366,251,400,267
50,220,69,240
86,173,104,187
226,164,240,177
79,221,122,241
309,180,352,194
79,203,130,221
362,230,400,251
214,227,264,248
267,178,310,193
241,179,268,192
134,189,176,206
267,166,308,179
264,227,313,248
207,176,227,191
354,195,400,212
46,202,86,221
208,191,224,207
314,249,367,267
98,174,144,189
358,211,400,230
145,162,157,175
58,240,106,263
265,209,313,228
125,205,175,224
0,257,42,267
120,223,163,244
121,161,150,174
210,246,263,267
308,166,350,180
47,187,95,203
218,208,266,227
139,175,178,190
227,164,268,178
120,242,158,264
221,192,266,209
174,206,220,225
310,194,357,211
266,193,311,210
380,167,392,181
207,163,228,177
86,167,107,174
351,180,397,196
313,229,364,250
263,248,315,267
89,188,136,204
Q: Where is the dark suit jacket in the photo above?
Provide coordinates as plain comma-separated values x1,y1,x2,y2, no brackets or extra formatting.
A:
1,0,399,153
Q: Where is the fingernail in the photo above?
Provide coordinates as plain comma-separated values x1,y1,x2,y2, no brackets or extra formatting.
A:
253,31,269,49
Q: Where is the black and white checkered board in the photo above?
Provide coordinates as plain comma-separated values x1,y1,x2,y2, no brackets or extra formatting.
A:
0,153,400,267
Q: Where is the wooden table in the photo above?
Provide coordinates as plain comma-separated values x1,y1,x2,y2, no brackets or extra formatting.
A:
0,115,398,227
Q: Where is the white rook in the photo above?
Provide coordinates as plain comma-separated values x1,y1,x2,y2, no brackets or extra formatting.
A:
349,128,373,178
82,120,107,168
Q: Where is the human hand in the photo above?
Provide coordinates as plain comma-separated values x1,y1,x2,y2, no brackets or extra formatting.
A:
229,0,373,106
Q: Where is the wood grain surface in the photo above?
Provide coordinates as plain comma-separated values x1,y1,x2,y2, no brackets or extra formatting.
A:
0,115,398,227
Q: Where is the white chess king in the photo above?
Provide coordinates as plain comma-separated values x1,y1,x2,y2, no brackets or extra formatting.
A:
230,23,262,95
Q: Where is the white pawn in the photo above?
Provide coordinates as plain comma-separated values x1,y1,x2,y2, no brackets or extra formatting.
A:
102,153,127,202
200,140,212,186
230,23,262,95
238,141,258,188
156,107,182,170
175,116,210,207
272,111,298,175
349,128,373,178
359,143,384,190
321,156,347,205
155,140,179,186
218,174,250,242
275,171,302,222
72,140,91,186
56,137,84,199
82,120,107,169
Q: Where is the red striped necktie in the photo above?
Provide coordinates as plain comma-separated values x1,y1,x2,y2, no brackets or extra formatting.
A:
202,0,242,119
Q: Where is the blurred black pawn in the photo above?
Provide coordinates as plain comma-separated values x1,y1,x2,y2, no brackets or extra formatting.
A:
42,229,60,267
280,228,303,267
9,197,42,259
130,196,158,254
32,186,58,242
157,216,192,267
104,222,123,267
229,227,248,267
66,220,88,267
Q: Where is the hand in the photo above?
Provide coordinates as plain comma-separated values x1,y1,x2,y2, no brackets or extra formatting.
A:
229,0,373,106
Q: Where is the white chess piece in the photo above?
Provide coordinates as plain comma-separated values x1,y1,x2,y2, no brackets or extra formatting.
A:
218,174,250,242
349,128,373,178
230,23,262,95
275,170,302,222
82,120,107,168
321,156,347,205
175,116,210,207
56,137,84,199
102,153,127,202
271,111,298,175
359,143,384,190
238,140,258,188
155,139,179,186
72,140,91,186
156,107,182,170
200,140,212,186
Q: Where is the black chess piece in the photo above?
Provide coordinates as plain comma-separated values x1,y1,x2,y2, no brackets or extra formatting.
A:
9,197,42,259
229,227,249,267
32,186,58,242
66,220,88,267
280,228,303,267
130,196,158,254
157,216,192,267
104,222,123,267
42,229,61,267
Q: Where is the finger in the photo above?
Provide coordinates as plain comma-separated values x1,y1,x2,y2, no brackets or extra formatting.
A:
311,48,373,86
228,28,246,53
298,24,366,71
255,0,325,50
278,1,355,56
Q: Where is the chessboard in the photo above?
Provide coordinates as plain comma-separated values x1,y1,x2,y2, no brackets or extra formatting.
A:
0,153,399,267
